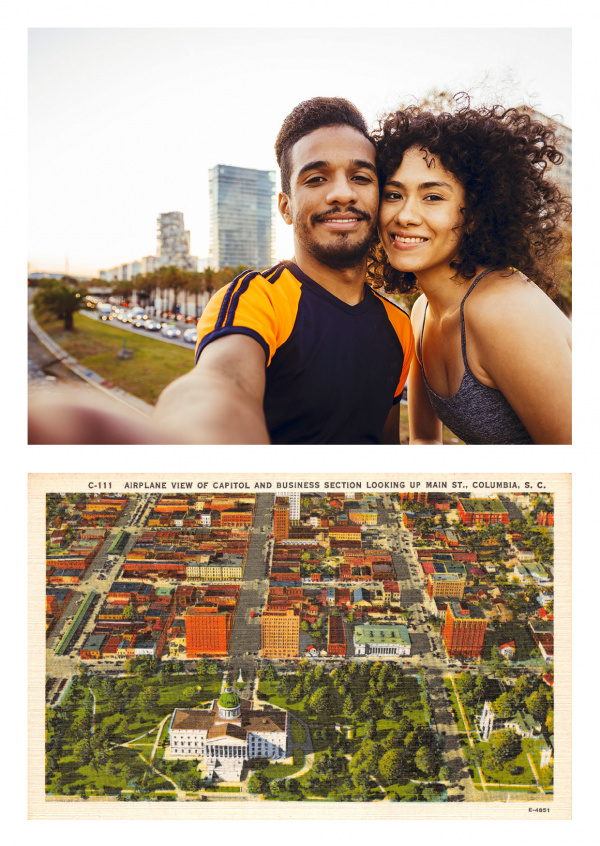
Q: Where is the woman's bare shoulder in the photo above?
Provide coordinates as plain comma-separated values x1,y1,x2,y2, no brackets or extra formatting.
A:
465,270,571,357
467,269,569,325
409,293,428,326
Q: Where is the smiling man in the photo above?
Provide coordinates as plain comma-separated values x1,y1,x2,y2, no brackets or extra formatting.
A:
153,97,414,444
29,98,414,445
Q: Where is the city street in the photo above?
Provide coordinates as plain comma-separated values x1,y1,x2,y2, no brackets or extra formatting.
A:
226,493,274,690
45,494,155,686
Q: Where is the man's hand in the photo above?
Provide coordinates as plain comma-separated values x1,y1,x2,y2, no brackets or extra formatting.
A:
153,334,270,444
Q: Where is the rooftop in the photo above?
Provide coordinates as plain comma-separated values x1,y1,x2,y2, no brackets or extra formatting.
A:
458,497,508,514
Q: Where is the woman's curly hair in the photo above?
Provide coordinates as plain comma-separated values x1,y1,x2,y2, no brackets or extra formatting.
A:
367,99,571,297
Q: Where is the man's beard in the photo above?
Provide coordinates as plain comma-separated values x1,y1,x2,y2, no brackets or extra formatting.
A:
295,209,376,271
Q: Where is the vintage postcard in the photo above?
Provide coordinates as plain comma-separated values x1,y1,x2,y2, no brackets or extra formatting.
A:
29,472,570,819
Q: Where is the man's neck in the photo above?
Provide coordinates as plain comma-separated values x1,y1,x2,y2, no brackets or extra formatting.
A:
292,245,367,306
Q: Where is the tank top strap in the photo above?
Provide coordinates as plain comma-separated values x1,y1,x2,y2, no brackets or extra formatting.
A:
459,269,496,366
419,301,429,360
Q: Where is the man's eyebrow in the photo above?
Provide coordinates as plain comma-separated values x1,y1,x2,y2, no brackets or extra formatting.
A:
296,159,377,179
384,179,454,191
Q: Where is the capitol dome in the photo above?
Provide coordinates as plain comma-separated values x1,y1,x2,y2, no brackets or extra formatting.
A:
217,688,241,719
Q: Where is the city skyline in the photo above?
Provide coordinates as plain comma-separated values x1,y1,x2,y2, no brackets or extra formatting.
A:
28,27,571,277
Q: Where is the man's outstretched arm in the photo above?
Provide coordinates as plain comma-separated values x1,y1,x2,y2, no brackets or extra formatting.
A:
28,334,270,445
152,334,269,444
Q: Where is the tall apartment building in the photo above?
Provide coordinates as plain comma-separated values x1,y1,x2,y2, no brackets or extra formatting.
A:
288,491,300,522
185,606,234,657
442,602,487,658
99,210,198,282
261,608,300,658
273,501,290,541
208,165,276,270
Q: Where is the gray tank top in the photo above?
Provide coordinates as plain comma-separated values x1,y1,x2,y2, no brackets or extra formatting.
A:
419,270,534,445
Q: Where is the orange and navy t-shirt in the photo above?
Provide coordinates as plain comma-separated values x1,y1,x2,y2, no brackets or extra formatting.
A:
195,260,414,444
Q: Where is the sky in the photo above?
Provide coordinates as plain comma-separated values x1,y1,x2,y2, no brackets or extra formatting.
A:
28,26,572,277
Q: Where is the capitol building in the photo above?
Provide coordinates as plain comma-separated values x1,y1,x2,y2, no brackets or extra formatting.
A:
168,689,289,781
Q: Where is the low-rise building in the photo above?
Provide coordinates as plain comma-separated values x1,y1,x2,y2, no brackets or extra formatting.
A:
353,623,411,657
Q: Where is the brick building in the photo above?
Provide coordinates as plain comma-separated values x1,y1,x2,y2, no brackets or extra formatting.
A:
457,497,509,526
185,606,234,656
443,602,487,657
327,614,347,657
426,572,466,600
260,607,300,658
274,502,290,541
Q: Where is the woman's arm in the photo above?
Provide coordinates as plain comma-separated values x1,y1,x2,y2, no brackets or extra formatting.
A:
408,295,444,445
468,279,572,445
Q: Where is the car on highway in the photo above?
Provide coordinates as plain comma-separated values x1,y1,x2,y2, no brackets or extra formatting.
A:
183,327,197,344
144,318,162,332
161,323,181,339
99,310,115,321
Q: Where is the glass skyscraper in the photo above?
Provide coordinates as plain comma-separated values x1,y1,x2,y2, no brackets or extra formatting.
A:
208,165,276,270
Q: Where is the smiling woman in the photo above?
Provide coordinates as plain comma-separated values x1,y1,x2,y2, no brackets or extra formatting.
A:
368,100,572,445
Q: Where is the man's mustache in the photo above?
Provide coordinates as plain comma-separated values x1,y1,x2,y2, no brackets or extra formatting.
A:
311,206,372,225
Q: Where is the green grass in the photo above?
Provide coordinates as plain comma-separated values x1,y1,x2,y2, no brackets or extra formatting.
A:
477,746,538,787
261,758,305,781
37,311,195,404
474,784,542,794
47,672,224,797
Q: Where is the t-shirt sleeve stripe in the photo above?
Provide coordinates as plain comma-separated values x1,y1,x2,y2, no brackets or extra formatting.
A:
223,272,259,328
214,270,259,330
195,267,296,366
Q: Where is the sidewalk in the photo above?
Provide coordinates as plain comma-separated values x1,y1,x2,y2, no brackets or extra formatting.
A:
28,304,153,416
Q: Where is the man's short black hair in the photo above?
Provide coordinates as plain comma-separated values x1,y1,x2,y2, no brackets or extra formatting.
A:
275,97,371,195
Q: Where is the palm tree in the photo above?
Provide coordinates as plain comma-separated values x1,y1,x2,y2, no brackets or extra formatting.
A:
185,271,207,318
111,279,133,307
33,277,87,330
133,273,153,311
